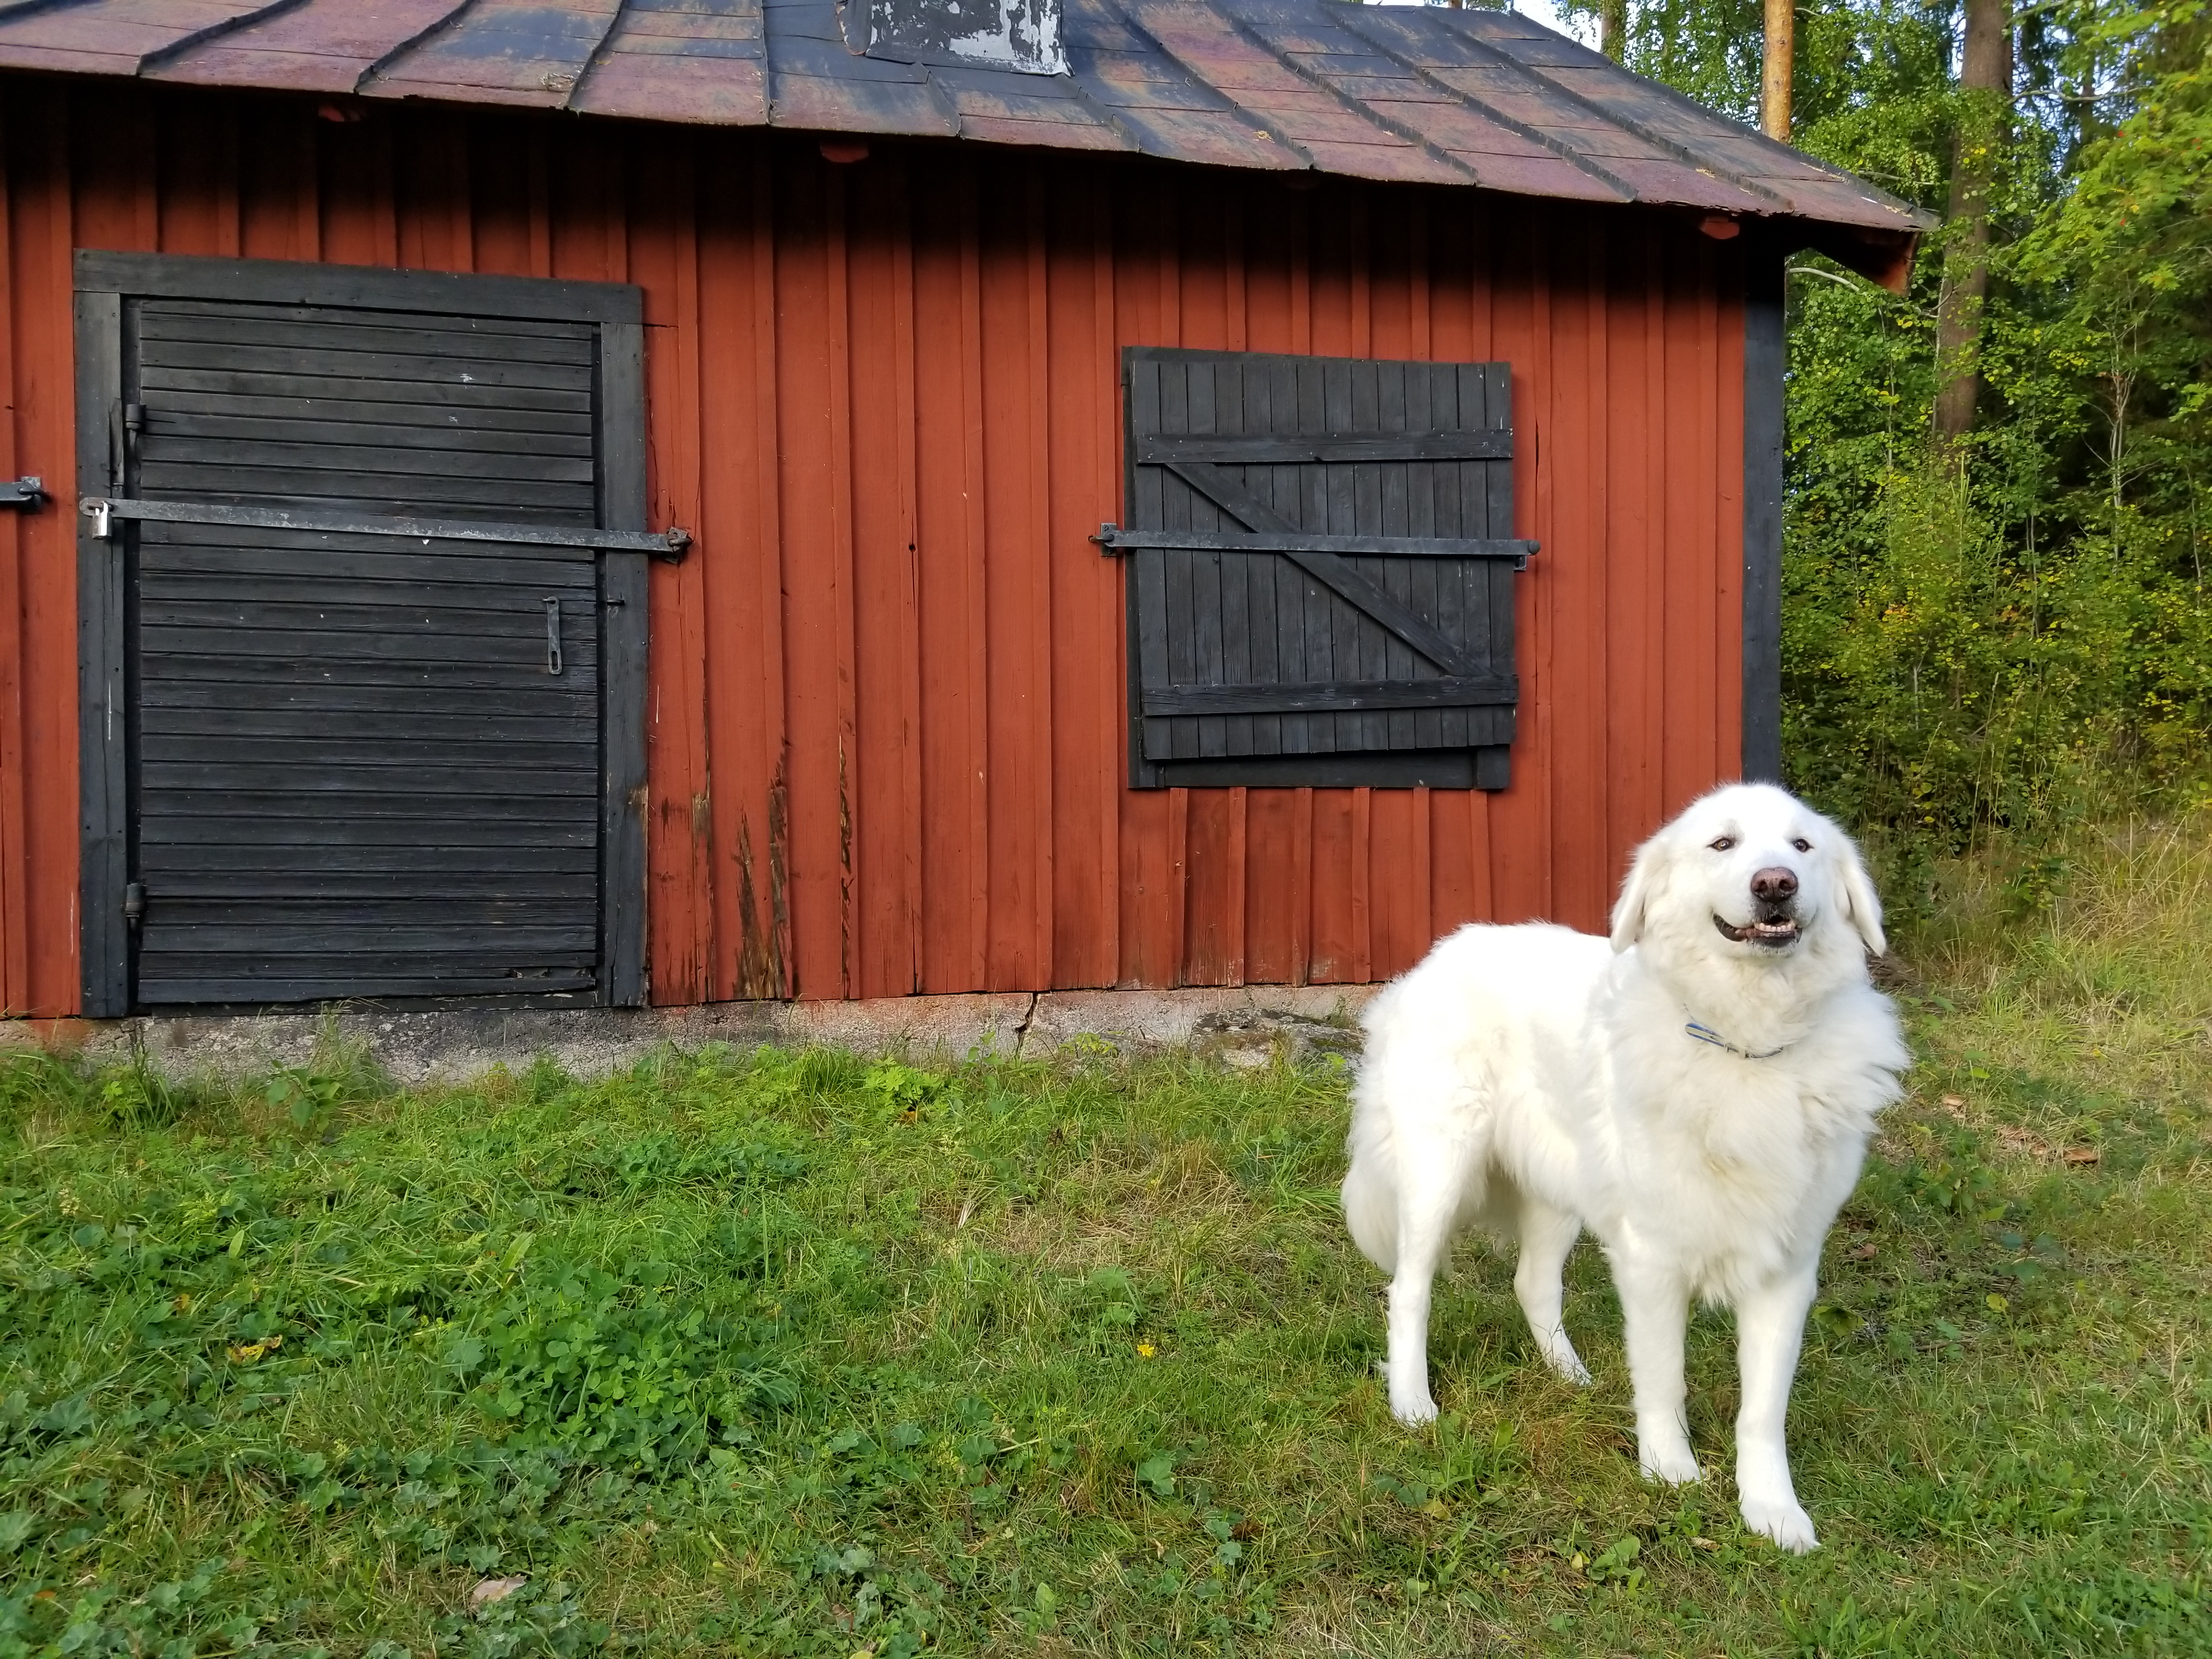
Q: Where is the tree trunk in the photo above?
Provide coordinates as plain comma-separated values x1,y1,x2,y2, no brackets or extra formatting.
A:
1933,0,2012,441
1601,0,1627,61
1761,0,1793,140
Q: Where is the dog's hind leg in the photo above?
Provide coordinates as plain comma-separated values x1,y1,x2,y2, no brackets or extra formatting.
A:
1511,1199,1590,1385
1384,1192,1452,1426
1383,1146,1487,1426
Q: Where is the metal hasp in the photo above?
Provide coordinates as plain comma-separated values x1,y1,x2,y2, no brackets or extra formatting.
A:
1,475,44,508
78,496,693,562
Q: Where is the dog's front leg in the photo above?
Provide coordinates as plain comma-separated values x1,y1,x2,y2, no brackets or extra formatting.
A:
1734,1267,1821,1552
1617,1261,1700,1485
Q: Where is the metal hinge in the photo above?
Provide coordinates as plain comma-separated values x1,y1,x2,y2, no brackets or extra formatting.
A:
0,476,45,509
79,496,694,562
123,882,146,928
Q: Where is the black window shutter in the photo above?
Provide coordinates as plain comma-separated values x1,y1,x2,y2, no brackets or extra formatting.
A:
1113,346,1531,790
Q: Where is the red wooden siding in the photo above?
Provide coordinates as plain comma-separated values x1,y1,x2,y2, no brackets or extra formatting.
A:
0,80,1746,1015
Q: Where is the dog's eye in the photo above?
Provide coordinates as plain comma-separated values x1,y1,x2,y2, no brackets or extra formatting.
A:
1792,838,1812,853
1709,836,1736,851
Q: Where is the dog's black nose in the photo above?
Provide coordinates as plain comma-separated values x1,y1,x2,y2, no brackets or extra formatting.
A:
1751,866,1799,903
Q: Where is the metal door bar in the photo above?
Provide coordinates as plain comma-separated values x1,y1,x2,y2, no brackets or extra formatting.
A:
80,495,691,561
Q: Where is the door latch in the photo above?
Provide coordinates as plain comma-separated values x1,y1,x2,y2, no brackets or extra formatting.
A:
0,476,43,509
543,596,563,675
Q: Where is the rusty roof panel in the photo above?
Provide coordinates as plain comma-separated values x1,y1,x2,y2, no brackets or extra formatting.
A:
572,0,767,123
144,0,467,92
0,0,279,75
576,50,768,120
0,0,1931,244
360,0,623,105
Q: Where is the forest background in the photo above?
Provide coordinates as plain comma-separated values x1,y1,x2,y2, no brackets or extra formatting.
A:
1545,0,2211,926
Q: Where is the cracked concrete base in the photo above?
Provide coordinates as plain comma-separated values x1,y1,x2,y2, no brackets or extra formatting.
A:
3,985,1378,1087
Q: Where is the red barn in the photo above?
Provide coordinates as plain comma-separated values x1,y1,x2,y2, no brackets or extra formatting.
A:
0,0,1922,1018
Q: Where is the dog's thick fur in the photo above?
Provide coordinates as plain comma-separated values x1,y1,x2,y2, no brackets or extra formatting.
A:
1342,783,1908,1551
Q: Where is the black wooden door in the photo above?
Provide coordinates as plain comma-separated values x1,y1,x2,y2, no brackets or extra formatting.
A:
76,256,651,1012
1114,346,1532,789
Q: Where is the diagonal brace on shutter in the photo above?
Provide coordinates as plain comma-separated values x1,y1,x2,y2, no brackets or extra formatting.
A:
1160,460,1475,676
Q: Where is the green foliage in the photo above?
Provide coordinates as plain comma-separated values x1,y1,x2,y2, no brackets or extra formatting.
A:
1544,0,2212,861
3,844,2209,1659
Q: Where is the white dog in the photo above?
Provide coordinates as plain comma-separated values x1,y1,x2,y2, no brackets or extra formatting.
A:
1342,782,1907,1551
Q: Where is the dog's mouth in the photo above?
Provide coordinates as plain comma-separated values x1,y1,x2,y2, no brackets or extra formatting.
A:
1713,913,1802,948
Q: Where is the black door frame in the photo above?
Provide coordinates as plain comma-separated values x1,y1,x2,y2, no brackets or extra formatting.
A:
74,250,650,1015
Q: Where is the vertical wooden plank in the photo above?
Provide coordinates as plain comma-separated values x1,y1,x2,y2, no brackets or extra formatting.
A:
396,111,471,272
769,153,859,998
238,102,319,261
9,94,83,1013
1114,172,1180,985
1242,786,1302,980
1047,162,1119,987
1605,218,1667,906
1016,161,1055,985
1731,239,1769,783
1368,785,1430,976
1180,786,1237,985
73,287,126,1015
599,318,651,1008
72,86,154,257
847,150,925,997
159,98,241,256
954,160,991,988
701,138,792,1000
631,132,718,1006
318,114,399,268
469,119,535,277
1661,232,1723,813
1547,212,1609,935
1487,198,1551,923
908,157,963,990
0,112,29,1011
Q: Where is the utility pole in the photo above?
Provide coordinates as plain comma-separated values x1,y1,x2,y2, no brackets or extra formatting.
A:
1761,0,1793,140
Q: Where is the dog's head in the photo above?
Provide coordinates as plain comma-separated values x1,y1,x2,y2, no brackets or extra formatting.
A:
1608,783,1886,967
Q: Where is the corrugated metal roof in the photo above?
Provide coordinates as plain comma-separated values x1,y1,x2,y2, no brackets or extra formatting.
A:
0,0,1928,280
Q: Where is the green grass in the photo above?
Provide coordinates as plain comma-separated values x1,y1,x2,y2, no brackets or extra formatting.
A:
4,823,2210,1657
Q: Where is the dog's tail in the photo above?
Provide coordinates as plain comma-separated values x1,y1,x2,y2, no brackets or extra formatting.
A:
1340,1119,1398,1273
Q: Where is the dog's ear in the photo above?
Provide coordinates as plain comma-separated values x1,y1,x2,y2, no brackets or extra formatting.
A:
1609,838,1668,952
1834,835,1887,956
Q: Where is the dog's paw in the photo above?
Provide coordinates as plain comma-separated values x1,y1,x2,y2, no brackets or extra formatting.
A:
1389,1389,1439,1426
1638,1445,1702,1486
1545,1348,1593,1387
1740,1493,1819,1554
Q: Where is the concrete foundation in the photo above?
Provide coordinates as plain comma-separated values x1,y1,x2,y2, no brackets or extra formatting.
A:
2,984,1379,1086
